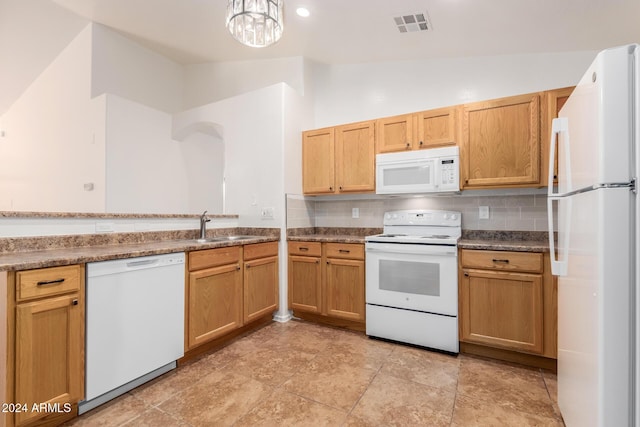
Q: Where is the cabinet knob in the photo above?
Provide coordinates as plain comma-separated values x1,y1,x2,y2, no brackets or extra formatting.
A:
329,186,333,191
326,261,330,265
236,265,241,270
419,141,423,146
406,142,411,148
315,260,320,264
463,272,469,277
72,299,79,306
339,186,343,191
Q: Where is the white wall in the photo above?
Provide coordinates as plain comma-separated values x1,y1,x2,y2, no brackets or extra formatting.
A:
180,132,224,214
91,24,184,113
311,51,598,127
0,0,88,116
174,83,288,227
183,56,306,110
105,94,226,215
0,25,106,213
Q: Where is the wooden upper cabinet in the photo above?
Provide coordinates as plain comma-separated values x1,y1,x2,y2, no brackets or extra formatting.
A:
302,121,375,195
302,127,335,194
377,107,458,153
541,86,575,187
461,93,541,188
416,107,458,149
335,121,375,193
376,114,414,153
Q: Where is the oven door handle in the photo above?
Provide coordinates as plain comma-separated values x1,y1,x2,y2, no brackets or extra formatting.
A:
366,246,457,256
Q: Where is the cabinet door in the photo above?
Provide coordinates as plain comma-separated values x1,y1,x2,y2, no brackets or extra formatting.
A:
288,255,322,314
187,263,242,349
416,107,458,149
460,269,543,354
244,256,279,324
541,87,574,187
302,127,335,194
325,258,365,322
335,121,375,193
15,294,83,426
462,93,540,188
376,114,414,153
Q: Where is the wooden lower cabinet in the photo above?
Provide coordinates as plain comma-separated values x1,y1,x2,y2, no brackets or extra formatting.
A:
459,249,557,361
187,263,242,349
288,254,322,314
243,242,279,324
288,241,365,327
325,258,365,321
186,243,279,352
6,265,85,427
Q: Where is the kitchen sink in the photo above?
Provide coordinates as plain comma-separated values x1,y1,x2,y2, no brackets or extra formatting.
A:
195,235,259,243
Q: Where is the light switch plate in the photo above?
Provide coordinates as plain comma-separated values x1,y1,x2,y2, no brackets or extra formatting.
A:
261,207,274,219
479,206,490,219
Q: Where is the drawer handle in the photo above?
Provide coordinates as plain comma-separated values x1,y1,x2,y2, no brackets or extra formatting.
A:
492,259,510,264
299,247,309,251
339,249,351,253
37,278,65,286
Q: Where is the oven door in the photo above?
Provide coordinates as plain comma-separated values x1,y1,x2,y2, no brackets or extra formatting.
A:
365,242,458,316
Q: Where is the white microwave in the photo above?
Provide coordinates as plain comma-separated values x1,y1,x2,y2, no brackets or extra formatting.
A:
376,146,460,194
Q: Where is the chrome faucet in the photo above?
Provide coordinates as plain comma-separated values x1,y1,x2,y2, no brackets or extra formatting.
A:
199,210,211,240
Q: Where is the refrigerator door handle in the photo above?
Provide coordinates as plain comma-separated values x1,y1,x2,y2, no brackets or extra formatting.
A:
547,196,571,276
548,117,573,197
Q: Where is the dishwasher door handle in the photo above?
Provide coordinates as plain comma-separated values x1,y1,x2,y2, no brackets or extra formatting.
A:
126,259,159,268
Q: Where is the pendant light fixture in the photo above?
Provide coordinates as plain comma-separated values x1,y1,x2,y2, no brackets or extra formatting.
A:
226,0,284,48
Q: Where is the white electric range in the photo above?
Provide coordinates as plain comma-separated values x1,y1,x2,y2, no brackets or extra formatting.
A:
365,209,461,353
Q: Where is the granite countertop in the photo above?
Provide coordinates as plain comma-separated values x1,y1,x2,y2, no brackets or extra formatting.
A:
287,227,381,244
458,230,551,253
0,231,278,271
288,228,552,253
287,234,367,244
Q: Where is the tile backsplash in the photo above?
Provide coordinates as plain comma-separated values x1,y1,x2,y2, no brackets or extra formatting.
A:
287,192,553,232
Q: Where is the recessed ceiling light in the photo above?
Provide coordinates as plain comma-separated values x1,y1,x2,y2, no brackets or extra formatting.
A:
296,7,310,17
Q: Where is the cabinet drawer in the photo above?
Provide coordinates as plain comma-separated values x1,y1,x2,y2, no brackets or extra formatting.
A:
461,249,542,273
325,243,364,260
288,241,321,257
17,264,82,301
244,241,278,261
189,246,242,271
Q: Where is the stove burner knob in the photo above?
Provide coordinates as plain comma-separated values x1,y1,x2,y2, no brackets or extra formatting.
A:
385,214,391,220
391,214,398,219
451,214,458,220
443,213,450,220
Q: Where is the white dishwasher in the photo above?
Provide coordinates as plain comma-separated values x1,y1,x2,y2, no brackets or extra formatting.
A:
79,252,185,414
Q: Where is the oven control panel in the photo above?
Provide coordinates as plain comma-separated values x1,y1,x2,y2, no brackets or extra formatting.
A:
383,209,461,226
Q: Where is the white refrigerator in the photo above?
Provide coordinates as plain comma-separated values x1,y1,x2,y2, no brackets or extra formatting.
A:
547,44,639,426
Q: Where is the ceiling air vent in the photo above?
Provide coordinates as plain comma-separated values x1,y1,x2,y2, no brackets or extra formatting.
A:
393,12,431,33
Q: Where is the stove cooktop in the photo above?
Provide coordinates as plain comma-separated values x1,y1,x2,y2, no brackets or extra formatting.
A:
366,209,462,245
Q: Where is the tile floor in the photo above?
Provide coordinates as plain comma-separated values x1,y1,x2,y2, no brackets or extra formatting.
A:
66,320,564,426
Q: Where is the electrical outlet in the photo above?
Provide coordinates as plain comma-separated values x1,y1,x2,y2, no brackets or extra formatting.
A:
479,206,490,219
96,222,115,233
261,207,274,219
352,208,360,219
